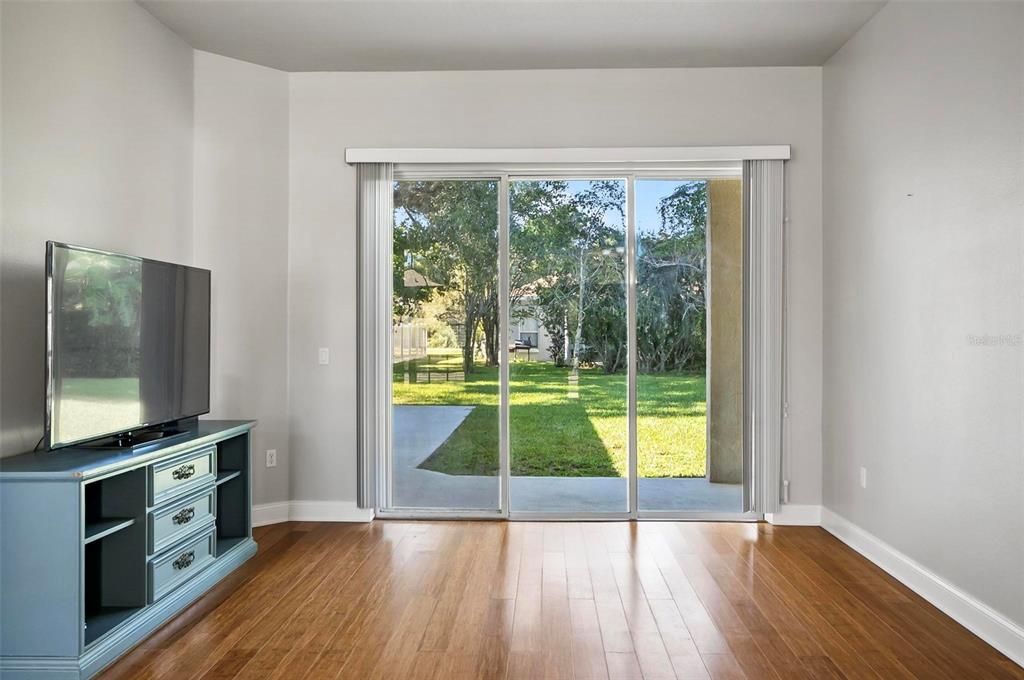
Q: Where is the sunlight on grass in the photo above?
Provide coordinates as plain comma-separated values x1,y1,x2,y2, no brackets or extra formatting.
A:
392,352,706,478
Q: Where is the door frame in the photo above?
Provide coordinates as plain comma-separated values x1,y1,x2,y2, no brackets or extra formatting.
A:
375,162,762,521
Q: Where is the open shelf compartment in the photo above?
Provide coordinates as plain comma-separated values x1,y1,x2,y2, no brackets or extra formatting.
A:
84,517,136,544
214,433,251,557
216,469,241,486
84,470,144,545
83,468,147,647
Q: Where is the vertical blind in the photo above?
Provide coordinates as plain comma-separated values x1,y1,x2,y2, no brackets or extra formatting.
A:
744,159,785,514
356,162,393,510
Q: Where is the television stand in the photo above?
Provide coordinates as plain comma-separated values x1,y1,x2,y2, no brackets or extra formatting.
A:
0,420,257,679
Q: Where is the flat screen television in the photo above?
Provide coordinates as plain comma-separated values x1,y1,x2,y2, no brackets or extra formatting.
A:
45,242,211,449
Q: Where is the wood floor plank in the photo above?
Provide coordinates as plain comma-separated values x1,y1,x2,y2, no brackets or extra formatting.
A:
539,526,575,679
420,524,485,652
584,524,638,659
605,651,645,680
647,535,737,659
329,524,457,678
610,552,661,634
765,527,961,680
510,524,545,656
649,599,711,679
493,522,524,600
97,527,311,679
312,526,442,679
786,527,1015,680
569,598,610,680
233,522,420,679
95,521,1023,680
541,589,575,679
676,524,814,680
564,522,595,601
660,525,783,679
709,524,882,680
699,525,862,680
631,630,677,679
447,523,510,657
702,652,748,680
742,525,913,680
147,524,364,680
475,598,516,679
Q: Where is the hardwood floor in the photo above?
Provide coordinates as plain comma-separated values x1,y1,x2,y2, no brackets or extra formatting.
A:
98,521,1022,680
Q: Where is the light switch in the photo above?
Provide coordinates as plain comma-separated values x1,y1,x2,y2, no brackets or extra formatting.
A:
318,347,330,365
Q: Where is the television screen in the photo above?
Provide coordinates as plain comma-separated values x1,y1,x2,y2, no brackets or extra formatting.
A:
46,242,211,449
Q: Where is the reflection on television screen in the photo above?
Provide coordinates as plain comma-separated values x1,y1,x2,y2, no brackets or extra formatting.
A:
49,244,210,447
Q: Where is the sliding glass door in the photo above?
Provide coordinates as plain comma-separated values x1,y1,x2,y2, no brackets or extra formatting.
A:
635,178,744,513
389,179,500,511
508,179,628,513
384,172,749,518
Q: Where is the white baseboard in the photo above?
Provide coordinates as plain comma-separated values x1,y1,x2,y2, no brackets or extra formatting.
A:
251,501,291,527
252,500,375,527
289,500,375,523
764,504,821,525
821,507,1024,668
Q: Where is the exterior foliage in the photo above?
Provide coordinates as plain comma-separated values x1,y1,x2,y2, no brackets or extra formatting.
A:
393,179,708,375
394,180,499,373
637,182,708,372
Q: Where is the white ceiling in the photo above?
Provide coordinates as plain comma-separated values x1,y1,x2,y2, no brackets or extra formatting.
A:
139,0,885,73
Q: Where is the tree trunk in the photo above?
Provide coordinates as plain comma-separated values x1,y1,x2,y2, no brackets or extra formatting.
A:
480,294,499,367
462,285,480,373
562,312,570,365
462,314,477,373
571,250,586,374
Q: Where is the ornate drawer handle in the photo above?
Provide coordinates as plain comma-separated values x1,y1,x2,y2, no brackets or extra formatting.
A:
172,507,196,525
172,463,196,480
172,551,196,571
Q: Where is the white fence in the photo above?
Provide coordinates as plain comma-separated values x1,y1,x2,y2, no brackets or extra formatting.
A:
393,323,428,361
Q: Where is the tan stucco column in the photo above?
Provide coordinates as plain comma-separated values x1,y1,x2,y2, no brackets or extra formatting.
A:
708,179,743,483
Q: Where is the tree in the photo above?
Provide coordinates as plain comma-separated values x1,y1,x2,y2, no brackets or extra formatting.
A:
393,178,708,377
510,180,627,374
393,180,499,373
510,180,576,365
391,219,432,322
636,181,708,372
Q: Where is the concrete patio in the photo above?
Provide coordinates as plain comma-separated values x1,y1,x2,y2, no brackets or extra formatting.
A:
392,405,743,513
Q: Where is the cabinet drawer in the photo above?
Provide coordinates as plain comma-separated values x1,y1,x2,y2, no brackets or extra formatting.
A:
149,446,216,506
149,524,215,603
149,487,216,555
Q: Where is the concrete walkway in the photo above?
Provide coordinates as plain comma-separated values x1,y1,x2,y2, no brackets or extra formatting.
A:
392,405,493,509
391,405,742,513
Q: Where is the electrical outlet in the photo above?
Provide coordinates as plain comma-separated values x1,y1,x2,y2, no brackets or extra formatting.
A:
266,449,278,468
860,466,867,489
318,347,330,365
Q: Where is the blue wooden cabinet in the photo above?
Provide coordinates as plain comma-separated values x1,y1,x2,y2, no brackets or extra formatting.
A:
0,420,259,679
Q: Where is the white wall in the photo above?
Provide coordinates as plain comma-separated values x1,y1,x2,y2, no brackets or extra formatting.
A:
1,1,194,456
1,8,290,508
288,67,823,506
823,1,1024,628
193,51,290,504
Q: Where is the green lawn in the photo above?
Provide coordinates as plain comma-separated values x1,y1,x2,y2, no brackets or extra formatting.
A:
393,350,706,478
60,377,140,401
